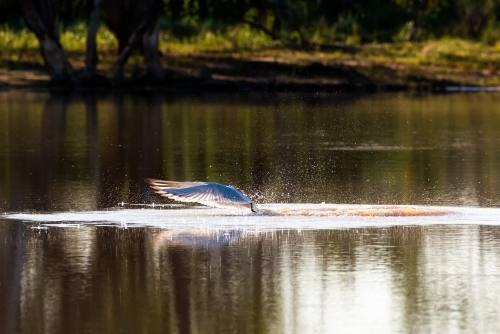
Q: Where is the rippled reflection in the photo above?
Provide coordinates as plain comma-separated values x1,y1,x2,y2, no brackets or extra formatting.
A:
2,223,500,333
2,92,500,212
2,91,500,333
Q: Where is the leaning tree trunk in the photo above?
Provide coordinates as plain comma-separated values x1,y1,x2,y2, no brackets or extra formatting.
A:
110,0,165,85
20,0,78,85
111,19,146,85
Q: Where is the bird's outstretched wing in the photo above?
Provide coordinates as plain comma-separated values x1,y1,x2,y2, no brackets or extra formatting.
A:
144,178,204,189
144,178,254,210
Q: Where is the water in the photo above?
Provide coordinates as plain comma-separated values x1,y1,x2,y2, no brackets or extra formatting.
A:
1,91,500,333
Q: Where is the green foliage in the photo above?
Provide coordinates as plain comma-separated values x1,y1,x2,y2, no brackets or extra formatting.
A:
0,25,39,49
0,25,40,65
159,0,500,44
2,0,500,46
0,23,117,66
160,24,278,52
59,23,117,51
482,18,500,45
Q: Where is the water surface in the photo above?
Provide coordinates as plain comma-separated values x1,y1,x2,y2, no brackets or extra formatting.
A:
1,91,500,333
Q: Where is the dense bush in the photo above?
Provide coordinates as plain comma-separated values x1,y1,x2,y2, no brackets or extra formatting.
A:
1,0,500,43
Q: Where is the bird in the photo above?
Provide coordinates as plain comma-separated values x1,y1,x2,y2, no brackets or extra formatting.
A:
144,178,259,212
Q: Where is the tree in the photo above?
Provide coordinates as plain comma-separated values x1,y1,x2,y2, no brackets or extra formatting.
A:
19,0,166,86
20,0,78,84
102,0,165,84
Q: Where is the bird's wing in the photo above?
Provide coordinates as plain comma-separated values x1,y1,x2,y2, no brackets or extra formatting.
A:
151,183,252,208
144,178,204,189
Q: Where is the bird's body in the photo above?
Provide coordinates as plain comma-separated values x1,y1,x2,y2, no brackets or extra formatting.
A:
145,178,258,212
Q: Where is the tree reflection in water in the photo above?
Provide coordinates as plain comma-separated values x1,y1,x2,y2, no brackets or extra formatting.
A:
2,91,500,332
1,224,500,333
2,91,500,211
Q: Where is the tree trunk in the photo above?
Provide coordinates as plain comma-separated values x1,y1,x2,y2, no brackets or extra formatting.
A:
110,0,165,85
83,0,102,83
111,21,147,85
20,0,78,85
142,23,165,84
272,0,288,34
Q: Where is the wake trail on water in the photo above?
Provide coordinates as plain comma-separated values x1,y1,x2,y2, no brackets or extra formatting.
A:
3,204,500,230
257,205,448,217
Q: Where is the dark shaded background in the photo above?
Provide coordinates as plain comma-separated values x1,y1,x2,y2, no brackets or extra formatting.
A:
2,0,500,42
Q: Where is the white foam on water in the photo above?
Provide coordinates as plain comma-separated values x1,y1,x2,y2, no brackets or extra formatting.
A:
3,204,500,230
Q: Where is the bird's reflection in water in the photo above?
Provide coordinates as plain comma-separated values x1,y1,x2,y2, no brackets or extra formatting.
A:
149,228,246,334
152,229,243,249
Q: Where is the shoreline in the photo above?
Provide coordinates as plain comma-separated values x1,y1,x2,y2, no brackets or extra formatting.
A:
1,46,498,93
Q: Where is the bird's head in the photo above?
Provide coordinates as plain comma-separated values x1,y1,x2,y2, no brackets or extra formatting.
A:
250,203,259,213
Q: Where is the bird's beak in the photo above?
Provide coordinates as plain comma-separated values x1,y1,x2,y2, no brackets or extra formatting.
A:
251,203,259,213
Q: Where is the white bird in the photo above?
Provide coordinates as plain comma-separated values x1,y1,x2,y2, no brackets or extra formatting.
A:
145,178,258,212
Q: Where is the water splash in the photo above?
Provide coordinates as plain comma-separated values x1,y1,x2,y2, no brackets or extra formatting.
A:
3,204,499,231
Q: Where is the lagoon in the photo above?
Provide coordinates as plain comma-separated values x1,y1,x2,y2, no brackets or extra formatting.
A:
1,91,500,333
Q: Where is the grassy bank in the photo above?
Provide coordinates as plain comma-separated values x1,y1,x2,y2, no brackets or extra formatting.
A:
2,24,500,88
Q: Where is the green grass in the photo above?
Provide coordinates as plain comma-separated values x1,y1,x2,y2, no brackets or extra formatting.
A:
160,25,280,52
60,23,118,51
2,23,500,86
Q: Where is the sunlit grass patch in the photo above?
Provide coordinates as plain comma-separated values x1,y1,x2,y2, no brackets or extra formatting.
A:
160,24,279,53
0,26,41,66
60,23,118,51
0,24,119,68
2,22,500,86
0,27,39,49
